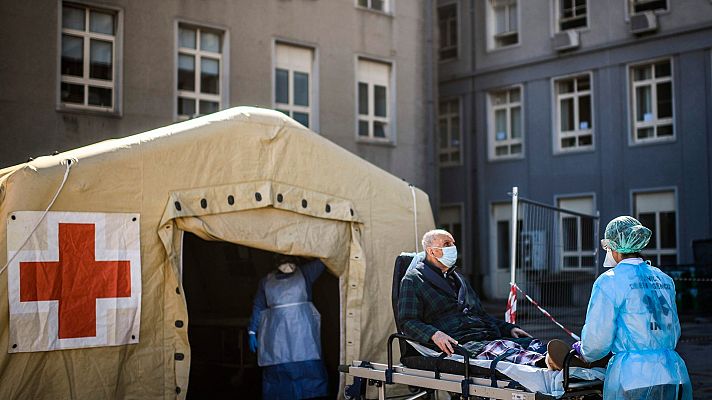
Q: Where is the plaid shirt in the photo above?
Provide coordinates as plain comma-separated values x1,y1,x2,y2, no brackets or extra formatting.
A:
397,259,517,345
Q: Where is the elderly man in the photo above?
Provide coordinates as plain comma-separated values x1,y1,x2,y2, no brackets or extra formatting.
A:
398,229,547,367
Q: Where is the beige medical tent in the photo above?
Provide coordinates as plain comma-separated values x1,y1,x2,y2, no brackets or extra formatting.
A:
0,107,434,399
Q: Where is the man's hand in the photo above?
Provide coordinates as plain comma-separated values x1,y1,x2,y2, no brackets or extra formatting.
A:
431,331,458,355
510,327,532,338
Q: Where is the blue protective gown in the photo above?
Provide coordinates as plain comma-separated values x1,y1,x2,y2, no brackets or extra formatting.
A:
580,258,692,399
249,260,328,399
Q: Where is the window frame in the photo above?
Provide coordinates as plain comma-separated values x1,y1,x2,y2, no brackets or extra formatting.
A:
487,84,525,161
354,56,396,145
486,0,521,51
490,202,523,271
438,97,463,167
56,1,123,114
631,188,678,266
627,57,675,146
552,71,595,154
355,0,392,14
555,194,597,271
173,20,230,121
628,0,669,16
437,2,459,62
272,40,318,131
554,0,589,32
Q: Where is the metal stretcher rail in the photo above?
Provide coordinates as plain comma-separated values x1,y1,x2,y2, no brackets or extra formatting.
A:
340,333,540,399
341,360,604,400
387,333,472,395
340,361,540,400
341,334,603,400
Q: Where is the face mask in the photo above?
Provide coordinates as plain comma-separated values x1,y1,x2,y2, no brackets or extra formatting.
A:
603,250,618,268
278,263,296,274
435,245,458,268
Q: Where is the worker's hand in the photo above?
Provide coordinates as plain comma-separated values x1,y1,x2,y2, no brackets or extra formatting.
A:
571,341,583,357
248,333,258,353
431,331,458,356
510,327,532,338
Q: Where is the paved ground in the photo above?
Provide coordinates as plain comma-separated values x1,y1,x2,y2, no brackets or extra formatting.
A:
482,301,712,398
677,315,712,399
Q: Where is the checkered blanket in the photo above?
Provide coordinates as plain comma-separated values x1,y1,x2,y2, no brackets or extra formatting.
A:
474,338,546,366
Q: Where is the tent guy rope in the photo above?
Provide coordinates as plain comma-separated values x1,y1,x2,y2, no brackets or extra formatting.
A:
0,158,77,276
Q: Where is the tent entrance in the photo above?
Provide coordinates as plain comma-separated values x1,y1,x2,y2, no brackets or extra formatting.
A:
181,232,339,399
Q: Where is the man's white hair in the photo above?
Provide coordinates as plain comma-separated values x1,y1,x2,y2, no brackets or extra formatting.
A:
421,229,453,250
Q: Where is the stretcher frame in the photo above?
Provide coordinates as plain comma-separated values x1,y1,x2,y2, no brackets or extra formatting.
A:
340,333,603,400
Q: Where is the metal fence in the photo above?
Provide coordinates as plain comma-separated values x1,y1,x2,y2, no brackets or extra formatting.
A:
660,264,712,317
510,188,600,344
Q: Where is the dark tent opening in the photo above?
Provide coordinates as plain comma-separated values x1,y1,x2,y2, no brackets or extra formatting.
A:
181,232,340,399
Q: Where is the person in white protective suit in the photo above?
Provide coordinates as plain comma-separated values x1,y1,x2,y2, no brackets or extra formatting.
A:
572,216,692,399
248,256,328,399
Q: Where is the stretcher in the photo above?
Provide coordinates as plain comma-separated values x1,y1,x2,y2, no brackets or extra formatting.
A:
339,255,604,400
340,333,603,399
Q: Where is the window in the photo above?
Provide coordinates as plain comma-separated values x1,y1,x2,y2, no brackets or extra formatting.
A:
557,0,587,30
438,99,462,166
357,59,392,141
634,191,676,266
488,86,523,159
554,74,593,151
491,203,522,270
557,196,595,269
274,44,314,128
438,4,458,61
177,25,224,119
488,0,519,49
630,59,673,142
497,220,511,269
630,0,667,14
357,0,389,13
439,205,464,267
60,3,118,111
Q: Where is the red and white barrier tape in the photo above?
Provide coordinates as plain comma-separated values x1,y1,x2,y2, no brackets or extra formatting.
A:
510,282,581,341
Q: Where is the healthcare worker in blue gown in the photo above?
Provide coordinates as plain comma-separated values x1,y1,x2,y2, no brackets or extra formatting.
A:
572,216,692,399
248,257,329,399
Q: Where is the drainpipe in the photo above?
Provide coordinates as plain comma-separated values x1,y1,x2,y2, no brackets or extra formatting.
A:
466,0,480,290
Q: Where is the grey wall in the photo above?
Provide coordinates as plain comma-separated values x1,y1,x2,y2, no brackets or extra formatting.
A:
0,0,434,193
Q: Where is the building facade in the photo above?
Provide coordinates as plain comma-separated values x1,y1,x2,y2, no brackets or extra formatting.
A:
436,0,712,299
0,0,437,195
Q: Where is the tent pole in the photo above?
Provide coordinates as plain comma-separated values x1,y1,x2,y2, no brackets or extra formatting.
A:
410,185,419,252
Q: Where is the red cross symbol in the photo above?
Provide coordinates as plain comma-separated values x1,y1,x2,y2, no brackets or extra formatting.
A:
19,223,131,339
